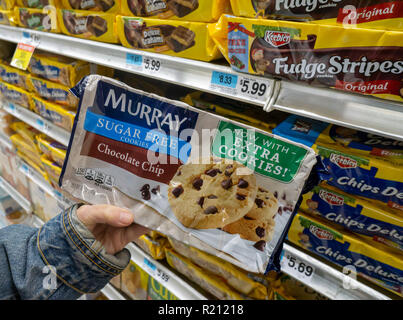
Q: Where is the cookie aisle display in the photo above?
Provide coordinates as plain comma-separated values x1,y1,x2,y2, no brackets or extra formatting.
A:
209,15,403,102
288,211,403,298
116,16,222,62
14,7,59,32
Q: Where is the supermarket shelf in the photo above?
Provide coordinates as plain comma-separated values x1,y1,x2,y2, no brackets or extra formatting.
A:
281,243,391,300
126,243,207,300
100,284,126,301
0,25,275,107
0,175,32,213
1,25,402,141
271,81,403,142
18,159,74,208
0,100,70,147
0,133,13,150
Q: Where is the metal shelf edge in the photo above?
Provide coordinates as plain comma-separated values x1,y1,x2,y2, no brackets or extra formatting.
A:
0,176,32,213
127,243,207,300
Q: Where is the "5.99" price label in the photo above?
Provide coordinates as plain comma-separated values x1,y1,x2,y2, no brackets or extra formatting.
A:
281,253,315,284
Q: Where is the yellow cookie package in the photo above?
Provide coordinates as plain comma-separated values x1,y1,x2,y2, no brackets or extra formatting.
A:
28,51,90,87
60,0,120,13
0,63,30,90
36,133,66,166
14,7,59,32
168,237,270,300
120,0,230,22
57,9,119,43
31,95,76,131
0,10,15,25
288,211,403,298
0,81,32,109
28,75,79,107
116,16,222,61
0,0,14,10
133,233,169,260
16,0,60,9
230,0,403,31
209,15,403,102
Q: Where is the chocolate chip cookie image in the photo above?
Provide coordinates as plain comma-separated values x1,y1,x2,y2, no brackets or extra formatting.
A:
168,157,257,229
223,187,278,242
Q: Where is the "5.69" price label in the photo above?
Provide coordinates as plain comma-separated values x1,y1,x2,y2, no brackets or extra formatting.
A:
281,253,315,284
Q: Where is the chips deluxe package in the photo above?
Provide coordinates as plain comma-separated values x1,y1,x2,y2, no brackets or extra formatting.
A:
59,75,317,274
300,184,403,250
16,0,60,8
116,16,222,62
230,0,403,31
288,211,403,297
0,81,32,109
120,0,230,22
273,115,403,213
133,233,169,260
57,9,119,43
209,15,403,102
36,133,67,166
273,114,403,162
0,10,15,25
28,51,91,87
14,7,59,32
0,63,30,90
28,75,79,107
60,0,120,12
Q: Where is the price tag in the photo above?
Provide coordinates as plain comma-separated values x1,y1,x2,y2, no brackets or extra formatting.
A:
281,253,315,284
211,71,238,91
36,118,50,134
6,103,20,117
237,75,271,101
142,257,170,283
126,53,143,71
10,32,40,70
143,56,162,73
210,71,271,102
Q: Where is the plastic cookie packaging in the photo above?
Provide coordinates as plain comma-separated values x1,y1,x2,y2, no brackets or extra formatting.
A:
59,75,317,274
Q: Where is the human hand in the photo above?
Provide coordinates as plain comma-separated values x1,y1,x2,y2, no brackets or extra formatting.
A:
77,204,150,255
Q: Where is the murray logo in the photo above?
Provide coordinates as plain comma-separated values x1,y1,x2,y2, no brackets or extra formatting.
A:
309,225,334,240
329,153,357,169
264,31,291,47
319,189,344,206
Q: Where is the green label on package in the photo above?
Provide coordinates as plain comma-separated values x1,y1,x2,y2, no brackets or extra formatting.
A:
212,121,308,183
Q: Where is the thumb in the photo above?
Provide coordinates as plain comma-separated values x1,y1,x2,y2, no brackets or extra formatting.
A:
77,204,134,228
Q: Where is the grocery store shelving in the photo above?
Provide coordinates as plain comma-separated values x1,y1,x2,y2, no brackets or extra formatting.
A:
0,132,13,150
18,159,74,208
281,243,391,300
0,100,70,147
1,25,402,141
0,175,32,213
126,243,208,300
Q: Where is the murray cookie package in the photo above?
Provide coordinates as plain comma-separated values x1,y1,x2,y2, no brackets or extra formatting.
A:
209,15,403,102
59,75,317,273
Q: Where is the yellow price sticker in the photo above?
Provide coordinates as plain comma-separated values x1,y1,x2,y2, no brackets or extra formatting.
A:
10,43,36,71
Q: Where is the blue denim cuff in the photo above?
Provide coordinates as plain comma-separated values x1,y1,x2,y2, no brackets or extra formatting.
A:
37,204,130,295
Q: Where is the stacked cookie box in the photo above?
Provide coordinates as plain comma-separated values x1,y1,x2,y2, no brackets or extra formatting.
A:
272,114,403,298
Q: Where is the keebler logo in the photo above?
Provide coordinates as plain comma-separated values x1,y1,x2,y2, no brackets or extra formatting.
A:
329,153,357,169
319,189,344,206
309,225,334,240
264,31,291,47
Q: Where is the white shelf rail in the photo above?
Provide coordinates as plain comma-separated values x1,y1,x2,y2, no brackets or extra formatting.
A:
0,175,32,213
281,243,391,300
126,243,208,300
1,25,402,141
0,100,71,147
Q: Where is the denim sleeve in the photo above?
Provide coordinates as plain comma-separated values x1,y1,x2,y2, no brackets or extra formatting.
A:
0,204,131,300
